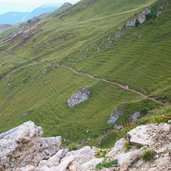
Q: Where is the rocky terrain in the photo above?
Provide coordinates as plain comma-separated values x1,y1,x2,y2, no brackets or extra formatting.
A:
0,0,170,166
0,121,170,171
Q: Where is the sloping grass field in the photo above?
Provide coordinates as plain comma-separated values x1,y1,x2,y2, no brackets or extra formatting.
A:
0,0,170,147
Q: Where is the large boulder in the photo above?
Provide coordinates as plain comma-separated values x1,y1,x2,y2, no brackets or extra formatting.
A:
128,123,171,149
0,121,61,171
0,121,104,171
67,88,90,107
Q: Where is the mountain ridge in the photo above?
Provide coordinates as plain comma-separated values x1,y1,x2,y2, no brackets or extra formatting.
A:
0,2,72,25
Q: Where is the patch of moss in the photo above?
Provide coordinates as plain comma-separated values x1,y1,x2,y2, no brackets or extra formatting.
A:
142,150,155,161
96,160,118,170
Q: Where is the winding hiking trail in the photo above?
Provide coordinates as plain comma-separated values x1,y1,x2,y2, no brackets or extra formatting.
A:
0,50,166,106
55,64,165,106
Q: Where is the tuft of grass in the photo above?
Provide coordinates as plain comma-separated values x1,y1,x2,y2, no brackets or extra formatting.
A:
67,142,78,151
142,150,155,161
96,160,118,170
124,141,131,151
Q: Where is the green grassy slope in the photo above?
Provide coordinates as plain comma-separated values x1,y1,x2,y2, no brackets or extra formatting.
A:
0,0,170,147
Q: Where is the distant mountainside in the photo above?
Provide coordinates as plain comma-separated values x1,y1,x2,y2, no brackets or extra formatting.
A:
0,24,12,31
0,4,62,25
53,2,72,15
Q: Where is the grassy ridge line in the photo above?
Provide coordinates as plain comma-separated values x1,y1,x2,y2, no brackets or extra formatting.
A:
1,50,165,106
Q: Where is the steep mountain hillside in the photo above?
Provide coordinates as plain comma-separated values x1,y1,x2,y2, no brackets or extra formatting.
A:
0,0,170,148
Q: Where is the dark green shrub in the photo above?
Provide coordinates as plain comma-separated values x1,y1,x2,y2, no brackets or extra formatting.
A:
142,150,155,161
96,160,118,170
124,141,131,151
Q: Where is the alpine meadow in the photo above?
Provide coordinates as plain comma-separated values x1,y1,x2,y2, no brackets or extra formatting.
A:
0,0,171,150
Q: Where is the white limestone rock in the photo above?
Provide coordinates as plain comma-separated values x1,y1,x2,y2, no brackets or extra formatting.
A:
0,121,61,171
106,138,127,159
128,123,171,149
115,150,142,171
81,158,104,171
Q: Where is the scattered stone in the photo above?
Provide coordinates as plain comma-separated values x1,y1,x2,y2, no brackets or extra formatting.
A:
113,125,123,130
157,11,162,17
142,8,152,16
107,114,119,125
126,8,152,27
107,105,125,125
23,112,29,117
138,14,146,24
131,111,141,121
126,19,137,27
67,88,90,107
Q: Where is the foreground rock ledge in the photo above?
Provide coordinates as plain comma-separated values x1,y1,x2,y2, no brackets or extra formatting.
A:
0,121,171,171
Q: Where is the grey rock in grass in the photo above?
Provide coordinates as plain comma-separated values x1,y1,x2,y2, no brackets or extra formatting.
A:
107,105,125,125
126,18,137,27
131,111,141,121
157,11,162,17
23,112,30,117
113,125,123,130
67,88,90,107
138,14,146,24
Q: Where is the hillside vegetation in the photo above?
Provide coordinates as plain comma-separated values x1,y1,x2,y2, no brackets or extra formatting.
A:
0,0,170,147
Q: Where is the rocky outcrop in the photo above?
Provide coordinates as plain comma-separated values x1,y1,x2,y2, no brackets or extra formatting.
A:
0,122,171,171
105,123,171,171
0,121,61,171
126,8,152,27
0,121,103,171
67,88,90,107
